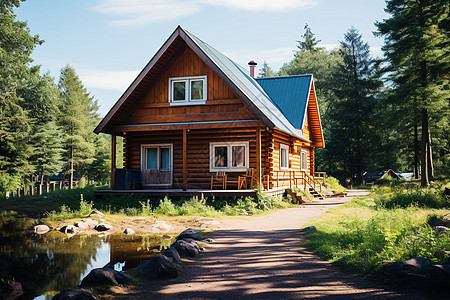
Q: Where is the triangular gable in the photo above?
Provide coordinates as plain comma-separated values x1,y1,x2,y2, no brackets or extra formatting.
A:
256,75,324,147
94,26,309,142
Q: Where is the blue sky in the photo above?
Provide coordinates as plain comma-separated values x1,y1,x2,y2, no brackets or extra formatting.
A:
16,0,389,116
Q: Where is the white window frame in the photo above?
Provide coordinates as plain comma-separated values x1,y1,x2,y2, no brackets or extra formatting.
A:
169,75,207,105
280,144,289,170
301,150,308,171
209,141,249,172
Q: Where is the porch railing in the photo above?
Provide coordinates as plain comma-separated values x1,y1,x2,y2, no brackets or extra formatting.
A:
270,170,324,193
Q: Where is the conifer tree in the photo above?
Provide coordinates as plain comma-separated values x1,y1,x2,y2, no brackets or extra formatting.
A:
58,66,99,188
297,24,322,53
376,0,450,186
258,61,277,78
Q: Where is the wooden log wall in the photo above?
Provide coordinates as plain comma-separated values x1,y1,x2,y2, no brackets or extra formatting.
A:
123,46,258,126
124,127,269,189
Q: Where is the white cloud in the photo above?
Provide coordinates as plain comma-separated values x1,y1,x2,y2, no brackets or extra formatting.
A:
92,0,317,26
199,0,318,12
77,68,140,91
322,43,340,51
91,0,200,26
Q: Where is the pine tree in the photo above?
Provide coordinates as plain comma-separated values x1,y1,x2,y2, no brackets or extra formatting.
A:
376,0,450,186
297,24,323,53
258,61,277,78
325,28,382,183
58,66,99,188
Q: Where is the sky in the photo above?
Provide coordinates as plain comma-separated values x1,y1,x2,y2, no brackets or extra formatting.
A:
16,0,390,117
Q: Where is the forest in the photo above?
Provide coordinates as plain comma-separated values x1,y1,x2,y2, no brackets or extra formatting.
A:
0,0,448,195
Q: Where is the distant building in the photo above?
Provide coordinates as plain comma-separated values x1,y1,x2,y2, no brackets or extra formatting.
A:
362,169,400,185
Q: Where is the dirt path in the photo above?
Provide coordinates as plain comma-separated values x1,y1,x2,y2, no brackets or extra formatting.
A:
120,190,427,299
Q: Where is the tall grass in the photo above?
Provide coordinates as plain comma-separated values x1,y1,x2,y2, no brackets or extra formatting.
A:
304,182,450,280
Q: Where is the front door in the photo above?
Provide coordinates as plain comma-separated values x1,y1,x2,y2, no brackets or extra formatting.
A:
141,144,173,186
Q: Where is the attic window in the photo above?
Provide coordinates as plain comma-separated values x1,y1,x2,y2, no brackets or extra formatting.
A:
169,76,207,104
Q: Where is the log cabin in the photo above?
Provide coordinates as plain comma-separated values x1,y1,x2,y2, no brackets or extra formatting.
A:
94,26,325,197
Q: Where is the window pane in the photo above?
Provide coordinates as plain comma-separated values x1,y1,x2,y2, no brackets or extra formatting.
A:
232,145,245,167
214,146,228,168
191,80,203,100
301,152,307,170
146,148,158,169
160,148,170,170
281,148,287,168
173,81,186,101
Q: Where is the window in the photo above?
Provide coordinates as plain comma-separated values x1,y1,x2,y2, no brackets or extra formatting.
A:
169,76,207,104
210,142,249,172
280,144,289,170
143,146,172,171
301,150,307,170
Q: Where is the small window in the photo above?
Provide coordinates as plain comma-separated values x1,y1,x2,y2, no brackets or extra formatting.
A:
169,76,207,104
301,150,307,170
210,142,249,172
280,144,289,170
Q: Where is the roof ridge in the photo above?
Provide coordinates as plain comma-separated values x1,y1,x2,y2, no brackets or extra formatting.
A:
256,74,313,80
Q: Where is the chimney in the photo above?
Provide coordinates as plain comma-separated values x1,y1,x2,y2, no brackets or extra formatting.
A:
248,60,257,78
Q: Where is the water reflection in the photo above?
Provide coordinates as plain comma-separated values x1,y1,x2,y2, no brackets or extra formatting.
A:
0,212,173,299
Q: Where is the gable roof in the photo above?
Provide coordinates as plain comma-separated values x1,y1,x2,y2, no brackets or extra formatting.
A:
256,75,325,147
363,169,401,182
94,26,314,143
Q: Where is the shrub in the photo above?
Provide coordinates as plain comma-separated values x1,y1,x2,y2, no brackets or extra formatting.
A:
153,197,178,216
324,176,346,193
374,187,449,209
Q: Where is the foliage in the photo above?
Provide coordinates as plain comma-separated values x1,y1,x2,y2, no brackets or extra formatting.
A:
258,61,277,78
324,176,346,194
304,186,450,282
46,194,94,221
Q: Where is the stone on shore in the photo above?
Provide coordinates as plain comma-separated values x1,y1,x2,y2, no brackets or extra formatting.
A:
123,228,135,235
94,223,112,232
176,228,201,241
172,239,199,258
163,247,182,264
137,255,178,279
34,225,50,234
52,289,96,300
89,210,105,217
60,225,78,235
80,267,130,287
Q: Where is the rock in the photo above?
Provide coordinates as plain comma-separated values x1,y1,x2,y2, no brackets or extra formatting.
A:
393,257,432,275
94,223,112,231
82,218,98,228
60,225,78,235
177,228,201,241
123,228,135,235
151,221,172,233
433,226,449,233
430,264,450,291
171,239,199,258
163,247,182,264
0,281,23,300
75,221,89,230
434,250,450,258
137,255,178,279
89,210,105,217
80,267,130,287
34,225,50,234
52,289,96,300
199,220,221,228
302,226,317,233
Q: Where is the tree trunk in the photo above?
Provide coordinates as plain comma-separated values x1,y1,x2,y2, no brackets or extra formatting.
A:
69,146,74,189
414,123,420,179
427,128,433,179
421,108,429,186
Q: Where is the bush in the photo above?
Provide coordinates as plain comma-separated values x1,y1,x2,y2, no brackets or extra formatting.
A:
324,176,346,193
374,186,449,209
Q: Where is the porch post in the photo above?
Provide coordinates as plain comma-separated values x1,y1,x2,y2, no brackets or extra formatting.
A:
256,127,262,187
183,128,187,191
111,133,116,189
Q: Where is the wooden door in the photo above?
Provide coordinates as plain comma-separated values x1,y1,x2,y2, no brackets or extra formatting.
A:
141,144,173,186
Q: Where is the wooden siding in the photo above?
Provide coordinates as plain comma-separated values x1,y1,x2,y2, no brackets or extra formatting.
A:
307,86,324,147
123,127,268,189
121,47,258,127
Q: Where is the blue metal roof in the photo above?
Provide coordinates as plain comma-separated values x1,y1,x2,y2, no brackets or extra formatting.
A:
256,75,312,129
184,29,310,142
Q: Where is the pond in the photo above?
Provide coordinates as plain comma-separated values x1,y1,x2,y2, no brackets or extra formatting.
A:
0,212,173,299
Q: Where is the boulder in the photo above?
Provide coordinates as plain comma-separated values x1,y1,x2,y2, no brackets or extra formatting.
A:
81,218,98,228
52,289,96,300
430,264,450,291
89,210,105,217
433,226,449,233
171,239,199,258
34,225,50,234
302,226,317,233
60,225,78,235
176,228,201,241
393,257,432,275
163,247,182,264
75,221,89,230
0,281,23,300
137,255,178,279
80,267,130,287
123,228,135,235
94,223,112,232
150,221,172,233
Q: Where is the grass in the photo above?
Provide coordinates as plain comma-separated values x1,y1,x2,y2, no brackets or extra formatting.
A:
303,180,450,283
324,176,346,194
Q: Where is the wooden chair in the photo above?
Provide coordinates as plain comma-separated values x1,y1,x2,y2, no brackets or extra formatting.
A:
238,168,257,190
210,172,227,189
